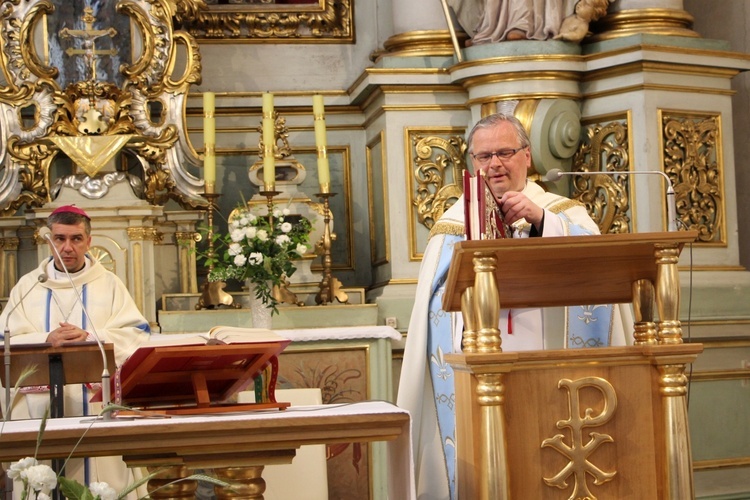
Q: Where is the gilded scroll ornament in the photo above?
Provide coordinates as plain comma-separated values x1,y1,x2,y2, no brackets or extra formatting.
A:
662,113,723,243
183,0,353,42
411,134,466,230
571,120,631,234
0,0,206,214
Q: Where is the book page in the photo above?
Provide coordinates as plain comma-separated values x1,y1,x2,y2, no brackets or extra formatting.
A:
142,328,285,347
207,326,287,344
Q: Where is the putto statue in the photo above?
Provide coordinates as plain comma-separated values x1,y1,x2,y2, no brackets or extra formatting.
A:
555,0,615,42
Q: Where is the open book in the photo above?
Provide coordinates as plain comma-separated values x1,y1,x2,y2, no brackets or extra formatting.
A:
91,327,291,413
144,326,287,347
463,169,512,240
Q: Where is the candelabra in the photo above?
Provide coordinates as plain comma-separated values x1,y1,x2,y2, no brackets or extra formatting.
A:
259,184,281,221
196,191,236,310
315,188,348,305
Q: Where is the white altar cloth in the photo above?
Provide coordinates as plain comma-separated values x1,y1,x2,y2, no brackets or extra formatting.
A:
160,325,401,343
0,401,415,500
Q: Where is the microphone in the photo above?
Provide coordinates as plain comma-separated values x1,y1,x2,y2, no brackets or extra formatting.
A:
545,168,678,232
43,233,112,421
4,272,48,420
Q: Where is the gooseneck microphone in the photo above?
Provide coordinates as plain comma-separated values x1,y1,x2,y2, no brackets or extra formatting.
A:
545,168,678,232
43,233,112,421
4,272,48,420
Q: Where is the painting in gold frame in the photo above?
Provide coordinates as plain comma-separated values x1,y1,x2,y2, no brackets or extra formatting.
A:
180,0,354,43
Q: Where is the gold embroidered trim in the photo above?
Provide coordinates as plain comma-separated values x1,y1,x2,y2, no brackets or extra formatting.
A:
429,221,465,239
548,198,583,214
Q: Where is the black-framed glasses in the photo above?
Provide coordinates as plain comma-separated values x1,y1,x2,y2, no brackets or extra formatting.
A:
471,146,527,165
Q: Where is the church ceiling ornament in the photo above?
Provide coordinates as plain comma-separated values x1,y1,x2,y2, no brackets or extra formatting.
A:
181,0,353,43
0,0,207,215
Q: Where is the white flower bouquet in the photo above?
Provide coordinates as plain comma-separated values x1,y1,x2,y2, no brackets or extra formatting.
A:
204,204,312,312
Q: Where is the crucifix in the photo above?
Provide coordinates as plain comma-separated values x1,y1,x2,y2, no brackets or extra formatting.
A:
59,7,117,83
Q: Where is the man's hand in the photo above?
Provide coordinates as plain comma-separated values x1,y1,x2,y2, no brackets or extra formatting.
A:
46,322,89,346
499,191,544,229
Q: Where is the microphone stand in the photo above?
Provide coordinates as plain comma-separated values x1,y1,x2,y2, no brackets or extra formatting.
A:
4,273,48,421
44,234,112,421
546,169,678,232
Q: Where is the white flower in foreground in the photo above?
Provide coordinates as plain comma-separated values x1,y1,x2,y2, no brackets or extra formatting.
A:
90,482,117,500
23,464,57,492
282,208,291,216
273,209,281,218
280,222,292,233
245,226,257,239
37,492,51,500
257,229,268,242
295,243,308,256
228,243,242,256
248,252,264,265
230,229,245,242
275,234,290,245
248,213,257,222
7,457,37,479
233,254,247,266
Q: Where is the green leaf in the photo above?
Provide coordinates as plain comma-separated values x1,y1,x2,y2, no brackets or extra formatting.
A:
58,477,96,500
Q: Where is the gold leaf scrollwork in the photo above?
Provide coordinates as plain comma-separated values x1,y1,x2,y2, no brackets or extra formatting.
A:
571,120,631,234
662,113,722,242
412,134,466,230
182,0,353,41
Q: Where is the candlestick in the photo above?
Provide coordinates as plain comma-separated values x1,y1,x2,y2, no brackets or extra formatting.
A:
262,92,276,190
314,191,348,305
312,94,330,187
196,191,238,310
203,92,216,192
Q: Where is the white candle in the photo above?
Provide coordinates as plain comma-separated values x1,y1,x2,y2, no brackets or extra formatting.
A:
262,92,275,190
203,92,216,192
312,94,330,187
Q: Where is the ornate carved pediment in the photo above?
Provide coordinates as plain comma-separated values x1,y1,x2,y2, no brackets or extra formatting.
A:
0,0,208,215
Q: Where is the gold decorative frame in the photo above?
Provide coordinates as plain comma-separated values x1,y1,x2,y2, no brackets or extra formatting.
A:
366,131,389,267
405,127,467,261
182,0,354,43
658,109,726,245
572,112,635,234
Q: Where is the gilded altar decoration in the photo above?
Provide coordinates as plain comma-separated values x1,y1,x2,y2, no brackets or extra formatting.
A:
661,111,724,243
542,377,618,499
0,0,208,215
570,117,632,234
181,0,353,42
410,132,467,230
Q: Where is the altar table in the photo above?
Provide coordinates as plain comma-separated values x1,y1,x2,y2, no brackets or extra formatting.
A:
0,401,415,500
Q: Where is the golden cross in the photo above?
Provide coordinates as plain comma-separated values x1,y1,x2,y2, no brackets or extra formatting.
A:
59,7,117,81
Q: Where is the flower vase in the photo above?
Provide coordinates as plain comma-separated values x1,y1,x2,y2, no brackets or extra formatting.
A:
247,281,273,329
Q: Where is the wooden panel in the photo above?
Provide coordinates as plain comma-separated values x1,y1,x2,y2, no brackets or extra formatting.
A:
448,344,702,499
442,231,697,311
503,357,659,498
